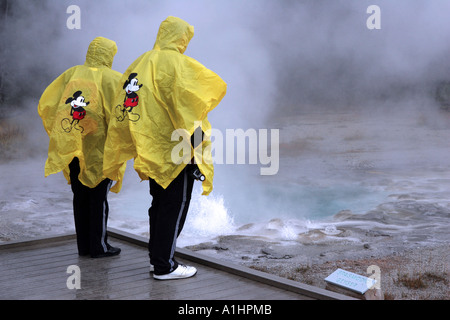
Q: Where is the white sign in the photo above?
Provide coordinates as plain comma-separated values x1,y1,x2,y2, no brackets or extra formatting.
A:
325,268,377,294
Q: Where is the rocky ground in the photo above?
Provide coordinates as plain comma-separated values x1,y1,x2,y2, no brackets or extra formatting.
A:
185,232,448,300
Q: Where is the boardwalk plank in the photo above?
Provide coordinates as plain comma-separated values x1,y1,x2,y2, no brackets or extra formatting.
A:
0,232,353,300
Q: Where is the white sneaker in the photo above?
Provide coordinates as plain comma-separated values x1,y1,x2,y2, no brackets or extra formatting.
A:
153,264,197,280
149,264,154,273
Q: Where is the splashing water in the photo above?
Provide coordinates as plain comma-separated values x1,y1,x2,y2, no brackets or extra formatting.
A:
187,192,235,236
177,189,236,246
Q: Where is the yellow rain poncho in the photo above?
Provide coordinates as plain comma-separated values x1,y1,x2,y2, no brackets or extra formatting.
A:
38,37,122,189
103,16,227,195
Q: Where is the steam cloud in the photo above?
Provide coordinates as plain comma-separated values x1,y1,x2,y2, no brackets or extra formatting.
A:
2,0,450,224
255,0,450,114
2,1,450,121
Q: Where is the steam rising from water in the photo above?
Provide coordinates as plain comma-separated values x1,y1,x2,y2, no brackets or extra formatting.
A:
5,1,450,120
2,1,450,246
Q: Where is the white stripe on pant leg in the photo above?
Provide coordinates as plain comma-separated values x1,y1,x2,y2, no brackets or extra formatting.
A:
169,169,188,270
100,180,113,252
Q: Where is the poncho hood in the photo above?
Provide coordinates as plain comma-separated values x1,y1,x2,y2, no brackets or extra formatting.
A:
153,16,194,54
85,36,118,68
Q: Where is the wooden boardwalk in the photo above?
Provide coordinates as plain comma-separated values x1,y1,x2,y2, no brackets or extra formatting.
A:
0,229,352,300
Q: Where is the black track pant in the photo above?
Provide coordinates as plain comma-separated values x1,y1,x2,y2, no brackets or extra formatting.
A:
69,158,112,256
148,165,195,275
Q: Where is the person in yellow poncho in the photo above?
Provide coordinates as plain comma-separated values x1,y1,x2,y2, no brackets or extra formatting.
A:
103,17,227,280
38,37,123,258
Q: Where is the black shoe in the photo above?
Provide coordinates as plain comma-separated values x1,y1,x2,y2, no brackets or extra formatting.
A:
91,246,121,258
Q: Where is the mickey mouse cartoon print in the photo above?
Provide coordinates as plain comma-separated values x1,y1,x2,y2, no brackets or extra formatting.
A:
115,73,142,122
61,90,89,133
